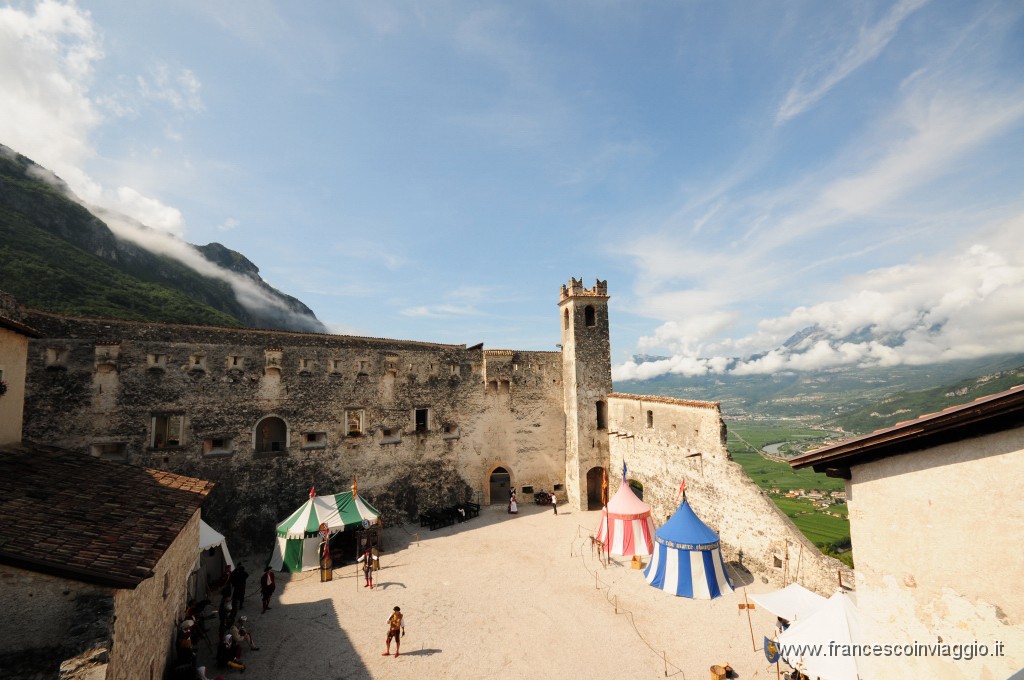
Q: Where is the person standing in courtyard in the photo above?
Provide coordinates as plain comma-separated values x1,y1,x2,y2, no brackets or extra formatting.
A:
382,606,405,657
551,491,557,515
230,563,249,612
260,565,276,613
357,545,374,588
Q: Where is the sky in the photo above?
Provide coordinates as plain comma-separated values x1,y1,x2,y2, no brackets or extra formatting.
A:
2,0,1023,382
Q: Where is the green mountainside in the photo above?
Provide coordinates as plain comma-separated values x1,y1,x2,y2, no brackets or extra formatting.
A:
0,144,323,331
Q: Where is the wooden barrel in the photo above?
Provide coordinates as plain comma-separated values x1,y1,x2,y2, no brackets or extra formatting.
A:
709,665,727,680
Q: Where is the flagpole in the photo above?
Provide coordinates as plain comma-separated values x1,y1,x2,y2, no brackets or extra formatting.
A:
744,589,757,652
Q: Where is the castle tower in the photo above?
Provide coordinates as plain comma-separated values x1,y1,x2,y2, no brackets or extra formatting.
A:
559,278,612,510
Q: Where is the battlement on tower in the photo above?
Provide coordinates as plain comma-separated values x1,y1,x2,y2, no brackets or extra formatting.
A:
559,278,608,301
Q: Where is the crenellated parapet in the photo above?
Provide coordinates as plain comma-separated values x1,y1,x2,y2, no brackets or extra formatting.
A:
559,277,608,301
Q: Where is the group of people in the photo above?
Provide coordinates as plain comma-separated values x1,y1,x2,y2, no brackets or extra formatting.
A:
174,563,279,677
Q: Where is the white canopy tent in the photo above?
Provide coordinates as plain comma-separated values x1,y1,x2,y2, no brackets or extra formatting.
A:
199,520,234,569
194,520,234,601
778,591,865,680
751,583,826,624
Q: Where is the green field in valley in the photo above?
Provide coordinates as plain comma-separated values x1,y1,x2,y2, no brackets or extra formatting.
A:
726,421,852,567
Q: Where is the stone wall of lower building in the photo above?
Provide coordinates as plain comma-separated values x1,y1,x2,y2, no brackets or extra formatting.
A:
608,393,851,596
0,564,112,655
107,510,200,680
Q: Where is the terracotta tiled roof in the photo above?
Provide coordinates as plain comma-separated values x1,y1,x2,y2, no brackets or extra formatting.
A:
0,444,214,588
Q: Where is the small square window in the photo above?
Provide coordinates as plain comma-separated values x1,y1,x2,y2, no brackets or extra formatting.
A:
302,432,327,449
203,438,233,456
346,410,365,437
152,414,183,448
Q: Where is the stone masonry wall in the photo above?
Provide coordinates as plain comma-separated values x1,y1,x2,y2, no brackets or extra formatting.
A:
0,564,112,654
107,510,200,680
22,312,566,553
608,393,851,596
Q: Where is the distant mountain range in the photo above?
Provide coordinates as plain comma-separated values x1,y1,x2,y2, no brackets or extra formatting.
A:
617,350,1024,434
0,143,324,332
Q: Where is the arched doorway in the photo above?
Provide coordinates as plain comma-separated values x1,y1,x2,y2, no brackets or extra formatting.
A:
488,467,511,505
628,479,644,501
255,416,287,452
585,466,604,510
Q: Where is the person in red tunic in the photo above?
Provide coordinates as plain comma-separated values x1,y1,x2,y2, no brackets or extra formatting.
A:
260,566,276,613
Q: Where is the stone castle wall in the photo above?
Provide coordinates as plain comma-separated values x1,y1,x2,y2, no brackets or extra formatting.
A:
22,312,566,552
608,393,851,596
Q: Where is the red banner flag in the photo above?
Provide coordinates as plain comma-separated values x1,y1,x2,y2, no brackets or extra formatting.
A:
674,479,686,503
309,485,316,499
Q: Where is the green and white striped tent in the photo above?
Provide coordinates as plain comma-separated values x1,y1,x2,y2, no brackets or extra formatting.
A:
268,491,381,572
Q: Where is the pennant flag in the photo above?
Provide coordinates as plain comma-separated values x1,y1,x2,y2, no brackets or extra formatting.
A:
309,485,316,499
351,476,358,497
601,466,609,506
674,479,686,503
764,637,780,664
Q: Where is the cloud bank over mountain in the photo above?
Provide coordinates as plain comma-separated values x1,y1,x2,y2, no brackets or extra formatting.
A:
614,225,1024,381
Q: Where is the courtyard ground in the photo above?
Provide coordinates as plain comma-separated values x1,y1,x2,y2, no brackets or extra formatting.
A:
195,501,789,680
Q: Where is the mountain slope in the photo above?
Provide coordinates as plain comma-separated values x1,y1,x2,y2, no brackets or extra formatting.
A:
616,353,1024,433
0,144,324,331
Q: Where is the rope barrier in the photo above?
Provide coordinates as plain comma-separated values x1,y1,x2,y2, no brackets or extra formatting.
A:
568,530,687,678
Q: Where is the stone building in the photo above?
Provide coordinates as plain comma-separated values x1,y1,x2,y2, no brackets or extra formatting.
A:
17,278,846,594
791,385,1024,678
0,444,213,680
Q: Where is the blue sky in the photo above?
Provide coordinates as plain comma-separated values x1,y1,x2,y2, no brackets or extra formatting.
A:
2,1,1023,380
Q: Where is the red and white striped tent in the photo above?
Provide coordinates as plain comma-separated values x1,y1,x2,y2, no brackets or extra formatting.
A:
595,478,655,557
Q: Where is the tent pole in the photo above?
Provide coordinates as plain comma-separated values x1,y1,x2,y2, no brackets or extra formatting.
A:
744,589,757,652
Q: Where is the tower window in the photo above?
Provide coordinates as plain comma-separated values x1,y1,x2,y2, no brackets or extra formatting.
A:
584,305,596,327
596,400,607,430
647,410,654,428
563,309,570,330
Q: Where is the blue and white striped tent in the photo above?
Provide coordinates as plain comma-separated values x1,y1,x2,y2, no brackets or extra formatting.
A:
644,499,733,599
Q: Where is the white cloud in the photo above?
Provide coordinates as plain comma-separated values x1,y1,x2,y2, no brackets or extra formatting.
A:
137,63,204,113
400,304,480,319
218,217,240,231
0,0,102,174
614,218,1024,381
776,0,929,123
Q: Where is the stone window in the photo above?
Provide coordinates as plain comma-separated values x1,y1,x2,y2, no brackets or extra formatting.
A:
450,364,460,376
441,424,460,440
646,410,654,428
380,428,401,445
151,414,184,448
596,400,607,430
255,416,288,452
147,353,168,371
189,354,206,372
521,485,534,495
45,347,67,368
773,555,784,569
553,483,564,492
302,432,327,449
584,305,596,327
203,438,233,456
414,408,429,434
265,349,283,375
563,309,569,330
90,442,128,461
226,355,244,370
358,360,368,373
499,379,510,394
346,410,365,437
94,344,120,369
330,359,342,374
